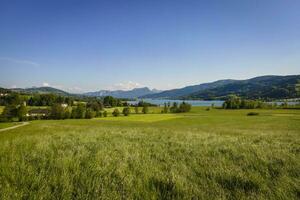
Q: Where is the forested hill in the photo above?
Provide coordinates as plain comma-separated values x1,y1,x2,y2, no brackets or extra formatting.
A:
143,75,300,100
142,79,237,99
11,87,70,96
183,75,300,100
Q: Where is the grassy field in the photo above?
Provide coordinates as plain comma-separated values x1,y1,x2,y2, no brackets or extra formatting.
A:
104,106,163,115
0,122,20,129
0,107,299,199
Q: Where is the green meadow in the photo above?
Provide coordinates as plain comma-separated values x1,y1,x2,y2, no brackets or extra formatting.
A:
0,107,299,199
0,122,20,129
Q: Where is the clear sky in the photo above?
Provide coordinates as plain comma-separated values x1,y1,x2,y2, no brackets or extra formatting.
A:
0,0,299,93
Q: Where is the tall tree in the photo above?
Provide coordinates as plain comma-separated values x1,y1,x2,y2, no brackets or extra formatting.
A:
142,105,149,114
17,104,28,121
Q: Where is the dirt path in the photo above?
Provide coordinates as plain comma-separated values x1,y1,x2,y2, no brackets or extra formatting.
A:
0,122,29,132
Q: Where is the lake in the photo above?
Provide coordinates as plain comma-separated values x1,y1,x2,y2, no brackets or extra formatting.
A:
127,99,224,107
127,99,300,107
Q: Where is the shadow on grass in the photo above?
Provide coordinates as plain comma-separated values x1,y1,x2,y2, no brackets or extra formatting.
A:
149,177,184,200
216,175,260,196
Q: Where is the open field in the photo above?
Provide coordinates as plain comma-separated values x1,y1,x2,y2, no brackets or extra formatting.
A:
0,108,299,199
103,106,163,115
0,122,20,129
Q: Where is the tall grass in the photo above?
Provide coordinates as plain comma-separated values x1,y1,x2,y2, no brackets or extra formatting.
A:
0,108,299,199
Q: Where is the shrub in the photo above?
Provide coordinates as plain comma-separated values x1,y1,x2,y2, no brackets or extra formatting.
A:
178,102,191,112
112,109,120,117
134,106,139,114
1,105,17,121
247,112,259,116
170,102,192,113
96,111,102,117
122,107,130,116
142,106,149,114
103,111,107,117
50,104,65,120
72,103,86,119
223,95,267,109
85,109,96,119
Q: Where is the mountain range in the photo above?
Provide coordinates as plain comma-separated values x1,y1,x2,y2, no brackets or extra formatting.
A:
143,75,300,100
2,75,299,100
84,87,160,98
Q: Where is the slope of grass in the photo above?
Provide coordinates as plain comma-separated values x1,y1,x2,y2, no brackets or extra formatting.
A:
0,122,20,129
0,108,299,199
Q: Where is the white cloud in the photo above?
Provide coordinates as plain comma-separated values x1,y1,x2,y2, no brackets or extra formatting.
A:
0,57,40,67
67,86,84,93
40,82,85,93
109,81,144,90
42,82,50,87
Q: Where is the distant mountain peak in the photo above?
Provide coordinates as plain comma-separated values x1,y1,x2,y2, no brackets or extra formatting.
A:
84,87,160,98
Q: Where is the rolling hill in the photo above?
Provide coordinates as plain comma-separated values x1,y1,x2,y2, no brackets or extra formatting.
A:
142,79,237,99
183,75,300,100
11,87,70,96
143,75,300,100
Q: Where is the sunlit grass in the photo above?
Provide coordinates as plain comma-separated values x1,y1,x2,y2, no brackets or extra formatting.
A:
95,113,182,122
0,107,299,199
0,122,20,129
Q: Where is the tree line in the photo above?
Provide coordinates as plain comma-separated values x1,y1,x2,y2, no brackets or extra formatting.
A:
0,91,193,122
0,93,128,108
222,95,299,109
161,102,192,113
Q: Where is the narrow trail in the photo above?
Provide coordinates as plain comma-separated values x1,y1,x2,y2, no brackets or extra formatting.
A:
0,122,30,132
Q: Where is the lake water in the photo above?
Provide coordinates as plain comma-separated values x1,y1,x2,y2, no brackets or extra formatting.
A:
127,99,224,107
127,99,300,107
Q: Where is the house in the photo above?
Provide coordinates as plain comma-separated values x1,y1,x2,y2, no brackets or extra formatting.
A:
27,109,50,117
61,103,68,108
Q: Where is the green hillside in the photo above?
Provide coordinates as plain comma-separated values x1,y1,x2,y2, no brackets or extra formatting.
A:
183,75,300,100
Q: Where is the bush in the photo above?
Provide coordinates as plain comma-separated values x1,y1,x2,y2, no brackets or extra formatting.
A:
134,106,139,114
178,102,191,112
142,106,149,114
50,104,65,119
96,111,102,117
103,111,107,117
112,109,120,117
170,102,192,113
122,107,130,116
72,103,86,119
247,112,259,116
170,102,178,113
1,105,17,121
85,109,96,119
223,95,267,109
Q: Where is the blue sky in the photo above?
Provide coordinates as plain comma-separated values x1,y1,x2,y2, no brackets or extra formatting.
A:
0,0,299,93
